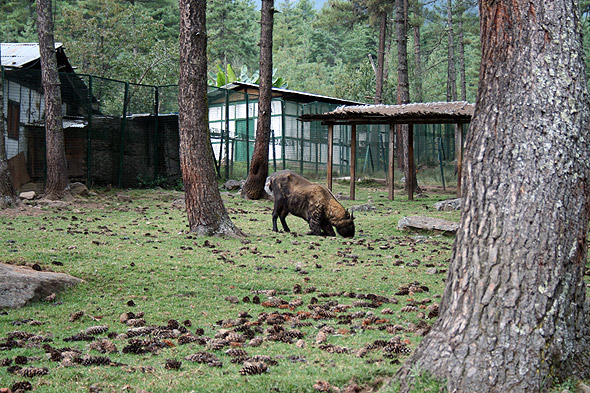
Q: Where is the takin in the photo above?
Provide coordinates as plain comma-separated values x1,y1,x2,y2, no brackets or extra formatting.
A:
268,170,355,237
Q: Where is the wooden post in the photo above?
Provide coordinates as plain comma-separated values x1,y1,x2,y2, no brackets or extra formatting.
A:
388,122,395,200
455,123,463,197
350,124,356,200
408,123,415,201
327,123,333,191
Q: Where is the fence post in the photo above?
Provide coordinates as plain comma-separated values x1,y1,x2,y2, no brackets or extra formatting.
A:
225,87,230,179
153,86,159,181
118,82,129,188
281,100,286,170
437,136,446,191
271,129,277,173
86,75,93,187
245,91,250,174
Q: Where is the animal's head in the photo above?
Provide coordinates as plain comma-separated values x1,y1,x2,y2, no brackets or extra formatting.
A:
335,210,355,238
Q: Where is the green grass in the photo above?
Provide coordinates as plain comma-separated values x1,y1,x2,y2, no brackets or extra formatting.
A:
0,183,459,392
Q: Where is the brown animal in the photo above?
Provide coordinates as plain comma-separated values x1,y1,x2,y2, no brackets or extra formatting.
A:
268,170,355,237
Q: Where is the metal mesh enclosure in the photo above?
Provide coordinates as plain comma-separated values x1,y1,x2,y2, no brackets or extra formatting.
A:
2,66,462,190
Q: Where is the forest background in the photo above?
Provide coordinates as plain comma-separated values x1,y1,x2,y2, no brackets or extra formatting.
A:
2,0,590,105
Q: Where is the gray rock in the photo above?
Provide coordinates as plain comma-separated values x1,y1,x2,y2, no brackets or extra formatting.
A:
19,191,35,200
0,263,83,309
434,198,462,211
398,215,459,234
69,182,89,197
36,199,70,209
224,179,245,191
117,193,132,203
351,204,376,212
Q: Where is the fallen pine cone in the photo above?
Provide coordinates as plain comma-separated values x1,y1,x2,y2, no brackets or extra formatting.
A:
239,361,267,375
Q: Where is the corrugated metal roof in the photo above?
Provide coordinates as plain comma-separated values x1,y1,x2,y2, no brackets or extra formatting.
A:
299,101,474,124
1,43,64,68
223,81,364,106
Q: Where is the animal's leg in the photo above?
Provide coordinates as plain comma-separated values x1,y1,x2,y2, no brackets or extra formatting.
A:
272,206,280,232
307,208,324,236
321,221,336,236
280,211,290,232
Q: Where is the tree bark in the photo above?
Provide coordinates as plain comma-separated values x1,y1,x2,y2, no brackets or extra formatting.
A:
395,0,419,194
37,0,69,200
396,0,590,391
446,0,457,102
375,11,387,105
178,0,244,237
456,0,467,101
412,21,423,102
241,0,274,200
0,67,20,208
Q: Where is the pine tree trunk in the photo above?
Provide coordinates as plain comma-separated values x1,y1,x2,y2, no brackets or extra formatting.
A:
446,0,457,102
395,0,419,194
412,22,423,102
375,11,387,105
396,0,590,391
178,0,244,237
37,0,69,200
457,0,466,101
0,68,20,208
241,0,274,200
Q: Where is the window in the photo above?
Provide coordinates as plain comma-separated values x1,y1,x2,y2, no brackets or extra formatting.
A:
7,100,20,140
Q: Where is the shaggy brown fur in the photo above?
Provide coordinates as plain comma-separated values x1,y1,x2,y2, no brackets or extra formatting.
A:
269,170,355,237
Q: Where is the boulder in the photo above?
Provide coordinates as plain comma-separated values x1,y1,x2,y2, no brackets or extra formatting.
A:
19,191,35,200
434,198,462,211
398,215,459,234
224,179,245,191
69,182,90,197
0,263,83,309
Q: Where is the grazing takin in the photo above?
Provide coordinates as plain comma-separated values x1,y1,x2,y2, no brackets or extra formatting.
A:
268,170,355,237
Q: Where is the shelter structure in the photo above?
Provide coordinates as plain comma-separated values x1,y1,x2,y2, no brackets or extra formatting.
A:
300,101,474,200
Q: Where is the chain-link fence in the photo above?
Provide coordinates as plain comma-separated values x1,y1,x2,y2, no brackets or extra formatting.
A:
2,66,462,190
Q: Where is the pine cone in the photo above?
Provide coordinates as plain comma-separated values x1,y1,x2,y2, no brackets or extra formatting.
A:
14,355,28,365
185,352,219,364
226,332,245,343
225,348,248,358
11,381,33,391
248,337,263,347
18,367,49,377
85,326,109,335
164,359,182,370
0,357,13,366
207,339,228,351
64,333,94,342
126,318,146,327
400,305,419,313
126,326,153,337
239,361,267,375
69,311,85,322
80,355,111,366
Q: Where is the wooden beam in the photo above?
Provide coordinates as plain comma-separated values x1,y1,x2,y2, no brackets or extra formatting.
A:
350,124,356,200
388,123,395,200
455,123,463,197
408,124,415,201
327,123,334,191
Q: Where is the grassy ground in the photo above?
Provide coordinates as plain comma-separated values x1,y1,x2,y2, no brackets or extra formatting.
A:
0,180,552,392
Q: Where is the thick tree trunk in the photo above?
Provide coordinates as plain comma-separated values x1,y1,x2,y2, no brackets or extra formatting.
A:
178,0,244,237
396,0,590,391
241,0,274,200
37,0,69,200
375,11,387,105
0,68,20,208
395,0,419,194
446,0,457,102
